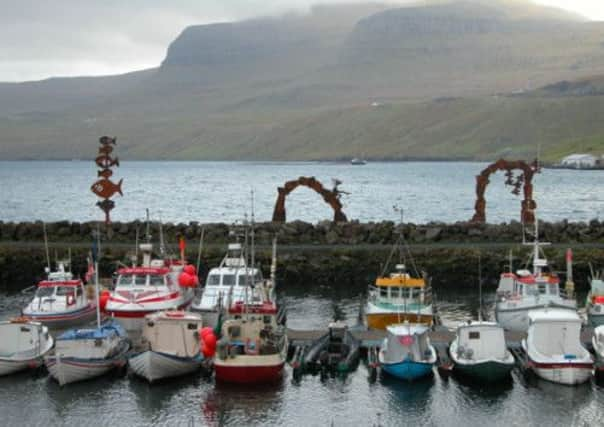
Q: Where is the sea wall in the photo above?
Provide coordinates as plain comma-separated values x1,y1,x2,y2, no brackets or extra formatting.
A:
1,220,604,292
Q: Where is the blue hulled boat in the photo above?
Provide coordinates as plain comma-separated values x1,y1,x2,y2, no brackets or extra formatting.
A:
378,323,436,381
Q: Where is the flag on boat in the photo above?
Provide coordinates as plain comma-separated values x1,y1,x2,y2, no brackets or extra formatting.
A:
85,255,95,283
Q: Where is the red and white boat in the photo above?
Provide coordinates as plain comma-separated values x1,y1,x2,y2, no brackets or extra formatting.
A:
214,290,287,384
23,260,97,329
105,243,197,333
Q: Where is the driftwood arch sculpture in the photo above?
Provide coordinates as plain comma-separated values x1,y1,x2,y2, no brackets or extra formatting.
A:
471,159,540,224
272,176,348,223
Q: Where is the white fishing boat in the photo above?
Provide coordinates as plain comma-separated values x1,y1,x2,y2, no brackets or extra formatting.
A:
523,308,592,385
129,310,206,382
0,319,54,376
351,158,367,165
378,322,436,381
105,243,196,333
586,271,604,327
449,321,514,382
191,239,277,328
22,260,97,329
45,320,130,386
495,221,576,332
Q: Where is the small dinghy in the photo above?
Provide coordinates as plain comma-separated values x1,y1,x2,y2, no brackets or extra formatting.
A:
523,308,592,385
129,310,206,383
378,322,436,381
0,318,54,376
303,321,360,376
449,321,514,382
45,320,130,386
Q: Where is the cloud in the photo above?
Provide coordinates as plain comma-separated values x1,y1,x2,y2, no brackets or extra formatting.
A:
1,0,601,82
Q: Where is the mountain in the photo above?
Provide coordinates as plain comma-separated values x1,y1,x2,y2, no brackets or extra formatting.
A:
1,1,604,161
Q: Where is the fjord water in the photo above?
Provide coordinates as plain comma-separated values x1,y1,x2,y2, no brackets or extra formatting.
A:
2,160,604,223
2,160,604,426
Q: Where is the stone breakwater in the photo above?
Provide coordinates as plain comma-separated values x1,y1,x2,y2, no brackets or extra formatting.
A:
1,220,604,292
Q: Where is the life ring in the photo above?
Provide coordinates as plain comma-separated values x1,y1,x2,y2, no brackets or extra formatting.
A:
245,338,260,355
165,311,185,318
66,293,76,306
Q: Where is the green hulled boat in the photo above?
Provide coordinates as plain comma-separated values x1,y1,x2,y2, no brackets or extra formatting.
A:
449,321,515,383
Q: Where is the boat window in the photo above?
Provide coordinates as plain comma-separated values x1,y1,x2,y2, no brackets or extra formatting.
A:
548,284,558,295
207,274,220,286
118,274,134,286
35,287,54,298
469,331,480,340
149,275,164,286
223,274,236,286
400,288,410,299
380,287,389,297
538,284,547,294
56,286,74,296
254,272,262,282
526,286,539,296
76,287,83,297
135,275,147,286
263,315,272,324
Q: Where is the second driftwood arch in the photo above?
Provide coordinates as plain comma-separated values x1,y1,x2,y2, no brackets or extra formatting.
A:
471,159,540,224
272,176,348,223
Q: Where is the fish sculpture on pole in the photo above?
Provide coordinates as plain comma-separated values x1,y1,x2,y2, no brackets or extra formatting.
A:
91,136,122,224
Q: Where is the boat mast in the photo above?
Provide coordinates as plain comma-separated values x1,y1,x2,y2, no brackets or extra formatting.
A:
478,253,482,322
145,208,151,243
42,222,51,273
251,189,255,276
94,223,101,329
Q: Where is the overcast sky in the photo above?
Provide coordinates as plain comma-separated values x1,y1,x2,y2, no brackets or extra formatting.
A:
1,0,603,83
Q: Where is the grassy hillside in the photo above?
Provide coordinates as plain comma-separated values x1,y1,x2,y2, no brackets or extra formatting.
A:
1,1,604,161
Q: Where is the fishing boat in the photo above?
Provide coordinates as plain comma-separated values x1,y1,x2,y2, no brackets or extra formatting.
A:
45,320,130,386
495,222,576,332
214,293,287,384
192,237,278,329
0,318,54,376
586,270,604,327
129,310,206,383
105,242,197,333
351,158,367,165
302,321,360,376
366,263,433,329
22,260,97,329
523,308,592,385
378,322,436,381
449,321,514,382
592,325,604,377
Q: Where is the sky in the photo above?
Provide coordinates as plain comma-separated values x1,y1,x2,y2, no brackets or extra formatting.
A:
0,0,603,83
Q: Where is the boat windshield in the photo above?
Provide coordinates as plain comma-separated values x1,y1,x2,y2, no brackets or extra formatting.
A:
237,273,261,286
56,286,74,296
117,274,134,286
134,275,147,286
223,274,236,286
207,274,220,286
149,274,164,286
35,287,54,298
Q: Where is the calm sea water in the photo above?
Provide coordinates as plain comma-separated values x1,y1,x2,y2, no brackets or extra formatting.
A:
2,161,604,426
1,161,604,224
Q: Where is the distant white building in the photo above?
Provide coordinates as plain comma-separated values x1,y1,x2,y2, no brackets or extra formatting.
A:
560,154,598,168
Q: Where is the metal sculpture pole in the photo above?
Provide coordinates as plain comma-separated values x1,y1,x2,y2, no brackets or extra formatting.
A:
90,136,123,224
471,158,540,224
272,176,349,223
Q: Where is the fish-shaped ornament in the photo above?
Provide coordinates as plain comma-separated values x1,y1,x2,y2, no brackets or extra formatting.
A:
91,178,123,199
95,154,119,168
96,199,116,224
97,169,113,179
98,144,114,155
99,136,117,145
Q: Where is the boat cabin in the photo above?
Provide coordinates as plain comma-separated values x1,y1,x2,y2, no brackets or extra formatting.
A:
591,279,604,297
497,271,562,299
454,322,508,361
142,311,203,358
383,323,432,363
370,264,430,305
527,309,583,358
28,261,88,312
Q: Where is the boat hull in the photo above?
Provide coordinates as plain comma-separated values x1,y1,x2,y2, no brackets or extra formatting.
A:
381,359,433,381
366,312,433,330
107,298,193,333
0,359,42,376
529,360,593,385
23,304,97,329
453,360,514,382
45,354,127,386
214,362,284,384
129,351,202,383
